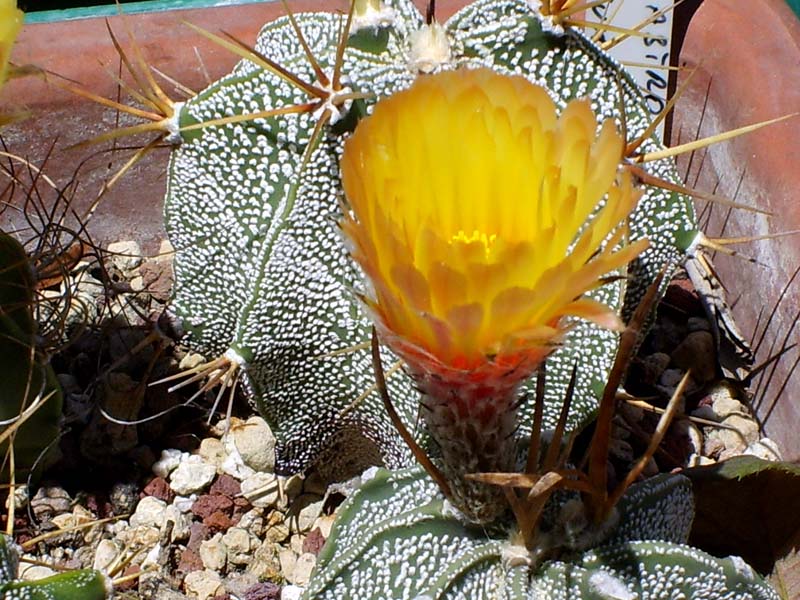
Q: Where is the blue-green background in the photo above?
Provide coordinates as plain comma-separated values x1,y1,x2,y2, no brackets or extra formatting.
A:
23,0,270,24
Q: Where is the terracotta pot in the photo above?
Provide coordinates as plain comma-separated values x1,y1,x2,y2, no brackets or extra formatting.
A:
672,0,800,461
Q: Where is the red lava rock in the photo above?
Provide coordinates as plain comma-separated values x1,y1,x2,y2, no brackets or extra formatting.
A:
231,497,252,525
696,393,714,408
303,528,326,556
244,582,281,600
210,474,241,497
192,494,234,519
204,511,234,533
142,477,175,504
99,500,116,519
187,522,210,553
177,547,203,576
116,565,140,592
83,494,101,515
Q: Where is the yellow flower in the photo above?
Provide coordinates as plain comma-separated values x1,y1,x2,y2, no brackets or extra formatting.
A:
0,0,22,88
341,68,647,378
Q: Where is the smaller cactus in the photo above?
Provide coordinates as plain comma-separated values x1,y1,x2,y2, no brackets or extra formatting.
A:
0,232,62,483
303,467,777,599
0,535,111,600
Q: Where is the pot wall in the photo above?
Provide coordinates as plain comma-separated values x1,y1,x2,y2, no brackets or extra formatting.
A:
673,0,800,460
1,1,359,252
2,1,464,252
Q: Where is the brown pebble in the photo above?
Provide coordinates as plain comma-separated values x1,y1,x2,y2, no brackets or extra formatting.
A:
303,528,326,556
176,548,203,576
664,279,704,315
703,436,726,460
192,495,234,519
204,511,234,533
138,262,172,301
116,565,140,592
83,494,101,515
231,496,252,524
186,522,210,553
142,477,175,504
671,330,717,383
210,474,241,497
243,582,281,600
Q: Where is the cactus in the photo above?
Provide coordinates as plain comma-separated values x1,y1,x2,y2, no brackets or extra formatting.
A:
0,2,62,484
76,0,779,596
163,0,697,478
0,13,111,598
0,232,62,483
154,0,778,596
303,466,777,599
0,534,111,600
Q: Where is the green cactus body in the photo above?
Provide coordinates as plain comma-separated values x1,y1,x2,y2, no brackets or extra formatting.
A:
302,467,777,599
0,571,112,600
0,233,62,482
164,0,696,476
0,536,111,600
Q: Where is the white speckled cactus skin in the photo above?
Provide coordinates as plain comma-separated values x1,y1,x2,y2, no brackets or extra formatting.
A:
165,0,697,477
302,467,778,600
0,535,111,600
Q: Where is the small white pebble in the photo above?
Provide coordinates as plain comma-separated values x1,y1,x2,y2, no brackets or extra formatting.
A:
241,472,281,509
107,240,142,271
200,533,227,571
93,539,123,571
232,416,276,472
152,449,184,479
173,494,197,513
289,552,317,586
130,496,167,528
19,561,55,581
743,438,782,461
170,455,216,495
221,434,256,481
281,585,304,600
183,569,224,600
